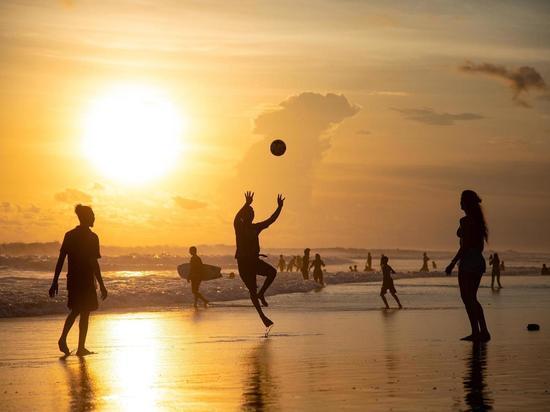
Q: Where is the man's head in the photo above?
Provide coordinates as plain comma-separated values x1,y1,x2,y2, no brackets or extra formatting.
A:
75,204,95,227
189,246,197,256
381,255,389,265
241,205,254,224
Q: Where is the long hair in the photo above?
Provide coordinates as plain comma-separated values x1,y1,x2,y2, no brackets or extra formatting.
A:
461,190,488,242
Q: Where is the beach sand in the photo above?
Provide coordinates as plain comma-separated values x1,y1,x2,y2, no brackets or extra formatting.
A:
1,276,549,411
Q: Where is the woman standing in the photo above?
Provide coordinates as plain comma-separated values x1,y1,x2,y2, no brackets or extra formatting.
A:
445,190,491,342
489,252,502,289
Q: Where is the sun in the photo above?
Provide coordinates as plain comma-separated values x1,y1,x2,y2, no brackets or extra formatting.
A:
82,84,186,184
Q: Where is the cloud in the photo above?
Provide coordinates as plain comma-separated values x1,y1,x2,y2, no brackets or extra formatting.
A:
54,188,92,204
459,61,547,108
393,107,484,126
368,91,410,97
356,129,371,135
173,196,207,210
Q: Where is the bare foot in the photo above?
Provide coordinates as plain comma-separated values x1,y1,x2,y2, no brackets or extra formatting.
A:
460,334,477,341
58,338,70,356
76,348,94,357
259,295,269,307
262,316,273,328
478,332,491,342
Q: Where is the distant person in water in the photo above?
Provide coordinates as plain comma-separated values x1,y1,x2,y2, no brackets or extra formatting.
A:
420,252,430,272
188,246,209,308
542,264,549,275
296,255,303,272
301,248,311,280
489,252,502,289
234,191,284,330
366,252,372,271
277,255,286,273
349,265,354,272
353,264,358,272
310,253,326,285
380,255,402,309
432,261,437,270
286,256,296,272
446,190,490,342
48,205,107,356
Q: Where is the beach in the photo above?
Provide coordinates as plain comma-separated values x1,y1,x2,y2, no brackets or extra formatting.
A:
1,275,549,411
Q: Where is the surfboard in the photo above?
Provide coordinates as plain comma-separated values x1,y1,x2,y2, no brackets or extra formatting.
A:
177,263,222,281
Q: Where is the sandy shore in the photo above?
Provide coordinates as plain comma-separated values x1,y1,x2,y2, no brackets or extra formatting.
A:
1,277,549,411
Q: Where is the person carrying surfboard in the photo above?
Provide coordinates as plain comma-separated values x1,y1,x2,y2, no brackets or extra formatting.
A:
188,246,209,308
234,191,284,332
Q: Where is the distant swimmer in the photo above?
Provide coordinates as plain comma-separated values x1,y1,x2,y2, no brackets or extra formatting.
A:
420,252,430,272
432,261,437,270
445,190,490,342
349,265,354,272
48,205,108,357
188,246,209,308
277,255,286,273
489,253,502,289
286,256,296,272
353,264,358,272
234,191,284,331
542,264,549,275
301,248,311,280
365,252,373,271
380,255,402,309
310,253,326,285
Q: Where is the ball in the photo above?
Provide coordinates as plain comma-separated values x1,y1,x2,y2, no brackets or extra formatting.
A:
270,139,286,156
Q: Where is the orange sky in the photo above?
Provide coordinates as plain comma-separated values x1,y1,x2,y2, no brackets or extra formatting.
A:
1,0,550,250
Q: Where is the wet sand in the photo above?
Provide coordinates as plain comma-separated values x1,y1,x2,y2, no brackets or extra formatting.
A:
1,277,549,411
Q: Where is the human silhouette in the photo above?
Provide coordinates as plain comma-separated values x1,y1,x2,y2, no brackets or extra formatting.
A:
349,265,354,272
300,248,311,280
309,253,326,285
541,264,549,275
420,252,430,272
463,343,492,411
445,190,491,342
432,260,437,269
234,191,284,330
364,252,373,271
353,264,358,272
49,205,107,356
488,253,502,289
187,246,209,308
380,255,402,309
295,255,302,273
277,255,286,273
286,256,296,272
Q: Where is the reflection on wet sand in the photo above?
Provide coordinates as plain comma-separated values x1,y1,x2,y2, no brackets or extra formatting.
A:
463,343,492,411
242,340,278,411
61,357,96,412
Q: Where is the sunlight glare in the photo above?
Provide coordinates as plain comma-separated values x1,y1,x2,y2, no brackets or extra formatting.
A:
82,84,186,184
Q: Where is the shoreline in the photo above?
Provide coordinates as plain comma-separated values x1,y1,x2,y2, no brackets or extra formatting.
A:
0,270,542,319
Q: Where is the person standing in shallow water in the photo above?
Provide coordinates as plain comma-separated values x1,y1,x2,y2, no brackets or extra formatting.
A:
277,255,286,273
489,252,502,289
309,253,326,285
234,191,284,330
188,246,209,308
420,252,430,272
446,190,491,342
301,248,311,280
49,205,107,356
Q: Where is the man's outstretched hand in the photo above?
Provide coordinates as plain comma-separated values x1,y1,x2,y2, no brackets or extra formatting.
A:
244,191,254,206
277,194,285,207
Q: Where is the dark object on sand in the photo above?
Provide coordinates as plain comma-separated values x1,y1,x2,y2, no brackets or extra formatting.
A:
527,324,540,331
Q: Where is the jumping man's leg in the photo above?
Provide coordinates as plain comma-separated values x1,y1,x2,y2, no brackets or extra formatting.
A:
257,260,277,307
59,310,79,355
238,260,273,327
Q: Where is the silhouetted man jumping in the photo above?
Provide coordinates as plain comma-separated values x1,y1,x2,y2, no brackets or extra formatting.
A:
234,191,284,331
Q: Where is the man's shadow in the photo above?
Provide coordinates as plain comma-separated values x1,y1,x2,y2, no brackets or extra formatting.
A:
241,339,278,411
60,356,97,411
463,342,493,411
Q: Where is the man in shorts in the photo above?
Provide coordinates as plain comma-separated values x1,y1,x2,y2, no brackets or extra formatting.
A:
234,191,284,328
49,204,108,356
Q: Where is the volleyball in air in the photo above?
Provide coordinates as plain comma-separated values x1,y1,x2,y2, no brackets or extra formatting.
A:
270,139,286,156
